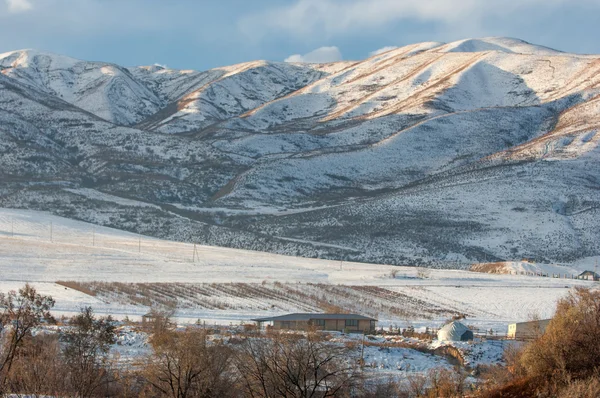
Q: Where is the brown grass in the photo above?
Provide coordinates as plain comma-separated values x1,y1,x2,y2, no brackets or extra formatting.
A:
56,281,460,321
470,262,509,274
56,281,97,297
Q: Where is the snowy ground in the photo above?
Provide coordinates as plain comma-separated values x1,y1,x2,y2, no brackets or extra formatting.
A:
0,208,594,333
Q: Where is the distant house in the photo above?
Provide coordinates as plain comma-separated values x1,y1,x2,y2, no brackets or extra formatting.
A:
437,321,473,341
507,319,551,340
252,313,377,333
141,313,156,324
578,271,600,281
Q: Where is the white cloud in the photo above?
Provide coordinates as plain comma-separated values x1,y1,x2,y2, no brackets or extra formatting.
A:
369,46,398,57
240,0,576,39
6,0,33,13
285,46,342,63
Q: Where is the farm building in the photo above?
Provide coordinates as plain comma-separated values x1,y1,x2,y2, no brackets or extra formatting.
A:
252,313,377,333
437,321,473,341
577,270,600,281
507,319,551,340
141,313,155,324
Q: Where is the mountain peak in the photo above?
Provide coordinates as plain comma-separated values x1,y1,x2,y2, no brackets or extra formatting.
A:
0,48,84,70
435,37,562,55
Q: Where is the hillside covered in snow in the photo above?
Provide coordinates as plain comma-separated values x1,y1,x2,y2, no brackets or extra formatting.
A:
0,37,599,267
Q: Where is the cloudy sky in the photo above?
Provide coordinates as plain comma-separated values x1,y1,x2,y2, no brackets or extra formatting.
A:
1,0,599,70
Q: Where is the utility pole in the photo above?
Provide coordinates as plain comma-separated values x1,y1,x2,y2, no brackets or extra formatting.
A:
340,260,343,271
138,236,141,253
92,227,95,247
360,333,366,368
11,216,13,238
193,243,199,263
50,221,53,242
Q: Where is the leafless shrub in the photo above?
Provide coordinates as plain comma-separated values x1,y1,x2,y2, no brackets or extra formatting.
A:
360,377,407,398
405,373,427,397
416,267,431,279
425,367,468,397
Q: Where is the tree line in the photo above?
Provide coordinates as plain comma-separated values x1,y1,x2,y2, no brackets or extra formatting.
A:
2,284,600,397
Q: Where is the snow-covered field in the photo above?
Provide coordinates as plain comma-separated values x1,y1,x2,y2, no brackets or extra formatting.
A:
0,208,593,333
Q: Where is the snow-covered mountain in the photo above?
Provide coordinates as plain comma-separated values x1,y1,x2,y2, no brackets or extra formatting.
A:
1,37,598,267
0,49,166,125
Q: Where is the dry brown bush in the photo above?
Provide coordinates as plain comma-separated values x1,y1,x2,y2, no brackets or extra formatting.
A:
424,367,468,398
478,287,600,397
3,334,65,397
557,376,600,398
520,287,600,384
477,376,544,398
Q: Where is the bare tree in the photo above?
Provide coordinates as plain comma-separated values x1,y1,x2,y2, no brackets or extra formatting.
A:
143,327,233,398
146,305,176,336
234,332,359,398
61,306,117,398
0,284,55,391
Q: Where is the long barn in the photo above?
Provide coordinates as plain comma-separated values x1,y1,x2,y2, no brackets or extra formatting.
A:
252,313,377,333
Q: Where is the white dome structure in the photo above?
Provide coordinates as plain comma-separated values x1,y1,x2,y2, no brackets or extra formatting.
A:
437,321,473,342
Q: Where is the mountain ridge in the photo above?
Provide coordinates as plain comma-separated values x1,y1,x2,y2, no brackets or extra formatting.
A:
0,37,598,267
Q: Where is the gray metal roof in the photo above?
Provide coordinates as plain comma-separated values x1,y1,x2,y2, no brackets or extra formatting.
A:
251,313,377,322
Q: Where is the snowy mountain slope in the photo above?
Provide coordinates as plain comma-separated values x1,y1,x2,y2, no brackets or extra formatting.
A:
0,37,599,267
219,105,557,205
239,48,599,130
0,49,165,125
499,92,600,160
134,61,333,134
